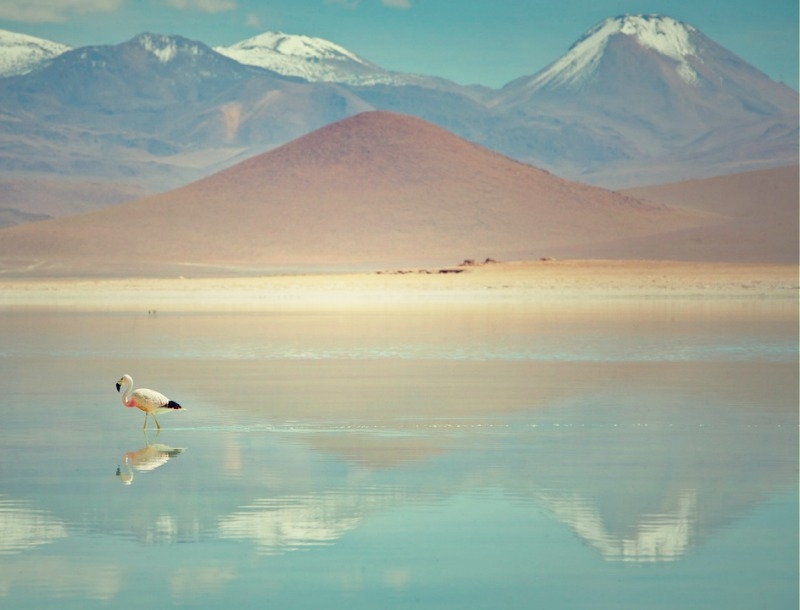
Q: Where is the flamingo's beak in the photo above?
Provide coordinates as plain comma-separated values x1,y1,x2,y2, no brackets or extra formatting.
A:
116,382,121,392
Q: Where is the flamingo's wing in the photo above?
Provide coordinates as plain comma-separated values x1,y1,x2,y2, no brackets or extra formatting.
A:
131,388,170,409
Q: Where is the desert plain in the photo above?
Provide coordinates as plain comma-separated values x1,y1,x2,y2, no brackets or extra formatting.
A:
0,259,797,311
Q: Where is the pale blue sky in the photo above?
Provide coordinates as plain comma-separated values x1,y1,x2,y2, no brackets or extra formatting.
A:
0,0,797,89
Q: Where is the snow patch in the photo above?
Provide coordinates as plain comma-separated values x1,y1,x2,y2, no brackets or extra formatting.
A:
0,28,70,77
621,14,698,83
139,34,177,63
619,14,696,61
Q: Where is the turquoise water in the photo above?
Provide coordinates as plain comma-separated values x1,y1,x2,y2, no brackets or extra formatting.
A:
0,303,797,609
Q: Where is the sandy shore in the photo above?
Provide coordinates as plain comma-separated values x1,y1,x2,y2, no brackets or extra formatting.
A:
0,260,797,310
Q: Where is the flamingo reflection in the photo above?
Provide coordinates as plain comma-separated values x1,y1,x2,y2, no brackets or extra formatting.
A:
116,432,186,485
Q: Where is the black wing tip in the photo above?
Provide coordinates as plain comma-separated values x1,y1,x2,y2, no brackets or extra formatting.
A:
167,400,183,410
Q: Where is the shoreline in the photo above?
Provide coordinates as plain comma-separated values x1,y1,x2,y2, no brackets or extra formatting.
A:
0,260,797,311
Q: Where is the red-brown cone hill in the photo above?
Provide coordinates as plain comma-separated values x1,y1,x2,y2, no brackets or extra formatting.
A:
0,111,709,275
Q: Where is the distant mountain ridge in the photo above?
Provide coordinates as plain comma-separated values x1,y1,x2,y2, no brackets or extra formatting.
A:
0,14,796,226
0,31,368,180
19,33,267,112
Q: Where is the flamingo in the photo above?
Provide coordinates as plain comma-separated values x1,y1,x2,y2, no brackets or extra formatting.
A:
116,374,184,430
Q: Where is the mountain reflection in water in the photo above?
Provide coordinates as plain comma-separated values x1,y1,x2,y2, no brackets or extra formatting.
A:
0,306,796,609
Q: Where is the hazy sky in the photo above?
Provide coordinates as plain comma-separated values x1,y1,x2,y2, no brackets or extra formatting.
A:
0,0,797,89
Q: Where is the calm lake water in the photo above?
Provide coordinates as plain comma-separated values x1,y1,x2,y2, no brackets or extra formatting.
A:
0,300,797,609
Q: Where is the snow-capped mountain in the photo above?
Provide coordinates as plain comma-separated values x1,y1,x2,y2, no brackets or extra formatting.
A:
489,14,798,184
525,14,701,91
500,13,797,105
0,29,70,77
214,30,469,91
215,31,381,83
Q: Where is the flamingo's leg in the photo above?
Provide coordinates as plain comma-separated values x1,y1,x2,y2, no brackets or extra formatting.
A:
142,412,149,429
153,414,161,430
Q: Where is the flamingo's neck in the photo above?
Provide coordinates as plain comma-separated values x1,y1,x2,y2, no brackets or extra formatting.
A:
121,384,135,407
